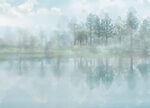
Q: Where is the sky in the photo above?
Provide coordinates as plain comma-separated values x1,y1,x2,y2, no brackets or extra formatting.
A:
0,0,150,35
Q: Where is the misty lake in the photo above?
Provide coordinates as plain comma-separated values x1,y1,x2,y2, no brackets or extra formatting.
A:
1,0,150,107
0,56,150,108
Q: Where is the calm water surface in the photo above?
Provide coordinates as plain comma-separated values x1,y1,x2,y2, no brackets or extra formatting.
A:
0,57,150,108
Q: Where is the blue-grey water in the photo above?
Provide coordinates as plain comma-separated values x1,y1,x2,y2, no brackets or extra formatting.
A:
0,57,150,108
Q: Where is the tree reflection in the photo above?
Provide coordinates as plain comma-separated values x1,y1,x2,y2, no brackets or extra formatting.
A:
138,62,150,79
40,59,45,77
51,58,63,78
127,56,136,89
18,56,22,76
74,57,114,89
3,56,149,89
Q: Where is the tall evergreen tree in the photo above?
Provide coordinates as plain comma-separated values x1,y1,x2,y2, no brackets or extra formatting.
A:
115,17,127,44
126,11,138,47
92,15,102,44
86,13,95,45
101,15,114,45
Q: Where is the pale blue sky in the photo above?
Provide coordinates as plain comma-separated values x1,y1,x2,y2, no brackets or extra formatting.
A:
8,0,70,9
0,0,150,30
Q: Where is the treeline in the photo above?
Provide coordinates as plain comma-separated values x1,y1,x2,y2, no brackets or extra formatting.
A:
69,11,150,48
0,11,150,52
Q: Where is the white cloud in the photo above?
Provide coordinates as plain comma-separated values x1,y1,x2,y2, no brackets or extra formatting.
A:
17,0,37,10
66,0,127,20
137,0,144,4
0,16,27,27
0,0,150,29
37,8,49,14
67,0,92,19
66,0,150,20
51,7,61,13
146,0,150,2
0,0,63,29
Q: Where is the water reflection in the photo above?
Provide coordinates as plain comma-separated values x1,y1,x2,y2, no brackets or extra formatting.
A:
0,57,150,107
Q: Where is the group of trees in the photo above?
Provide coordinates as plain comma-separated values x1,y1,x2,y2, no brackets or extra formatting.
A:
69,11,150,48
0,10,150,51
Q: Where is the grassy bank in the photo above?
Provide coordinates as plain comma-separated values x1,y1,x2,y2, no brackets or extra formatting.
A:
0,45,149,60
